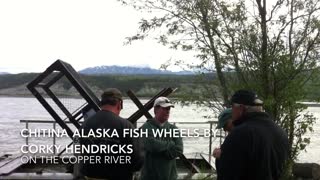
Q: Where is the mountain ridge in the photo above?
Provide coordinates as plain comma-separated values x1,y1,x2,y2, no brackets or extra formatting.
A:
0,72,10,75
79,65,193,75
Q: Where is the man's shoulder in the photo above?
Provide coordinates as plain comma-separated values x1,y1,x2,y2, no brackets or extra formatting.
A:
228,123,252,139
246,112,272,123
85,110,133,128
141,119,153,128
118,117,134,128
166,122,178,129
82,111,102,127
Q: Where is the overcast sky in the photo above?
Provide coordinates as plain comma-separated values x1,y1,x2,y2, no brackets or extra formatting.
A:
0,0,193,74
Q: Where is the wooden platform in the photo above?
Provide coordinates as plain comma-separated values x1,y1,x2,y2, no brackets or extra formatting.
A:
0,173,73,179
0,154,24,176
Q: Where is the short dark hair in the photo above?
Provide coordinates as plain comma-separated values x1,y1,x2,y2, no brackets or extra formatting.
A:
100,97,120,106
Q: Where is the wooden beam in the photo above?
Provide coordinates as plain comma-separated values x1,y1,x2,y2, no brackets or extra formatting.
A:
127,90,153,119
127,87,177,123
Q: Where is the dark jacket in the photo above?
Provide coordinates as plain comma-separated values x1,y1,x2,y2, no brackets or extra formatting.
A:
140,118,183,180
217,112,289,180
80,110,144,180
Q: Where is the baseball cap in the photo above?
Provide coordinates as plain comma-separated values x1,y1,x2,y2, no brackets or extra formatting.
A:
101,88,123,105
216,108,232,129
231,89,263,106
153,97,174,108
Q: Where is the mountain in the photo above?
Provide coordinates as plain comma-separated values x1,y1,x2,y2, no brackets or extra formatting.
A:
0,72,10,75
79,65,193,75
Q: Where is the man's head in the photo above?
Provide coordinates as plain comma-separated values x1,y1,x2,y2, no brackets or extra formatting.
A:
231,89,264,121
100,88,123,115
153,97,174,123
216,108,233,132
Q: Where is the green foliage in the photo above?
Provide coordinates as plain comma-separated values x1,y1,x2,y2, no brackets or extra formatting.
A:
119,0,320,176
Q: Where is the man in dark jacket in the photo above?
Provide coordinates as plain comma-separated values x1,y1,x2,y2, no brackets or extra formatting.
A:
80,88,144,180
217,90,289,180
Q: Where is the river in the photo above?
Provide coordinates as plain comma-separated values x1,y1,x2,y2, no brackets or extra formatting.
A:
0,97,319,164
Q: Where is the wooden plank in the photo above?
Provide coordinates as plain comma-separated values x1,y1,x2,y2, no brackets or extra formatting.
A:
0,154,20,168
179,154,200,173
0,172,74,179
0,155,24,175
0,159,12,169
177,173,217,180
200,153,216,171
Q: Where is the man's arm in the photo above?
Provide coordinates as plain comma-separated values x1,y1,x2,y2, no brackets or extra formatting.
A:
129,134,145,171
165,126,183,159
140,124,176,153
122,121,144,172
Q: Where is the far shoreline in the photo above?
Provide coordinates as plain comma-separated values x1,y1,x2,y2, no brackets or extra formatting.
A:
0,95,319,107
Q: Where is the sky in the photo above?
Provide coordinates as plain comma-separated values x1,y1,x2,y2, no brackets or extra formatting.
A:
0,0,193,74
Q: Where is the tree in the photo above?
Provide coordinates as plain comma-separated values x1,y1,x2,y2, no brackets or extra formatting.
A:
119,0,320,176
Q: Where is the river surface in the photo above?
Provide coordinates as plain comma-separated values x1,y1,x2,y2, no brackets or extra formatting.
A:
0,97,319,164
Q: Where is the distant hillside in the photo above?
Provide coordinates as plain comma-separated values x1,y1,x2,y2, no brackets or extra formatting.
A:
0,73,203,97
0,73,38,90
79,65,193,75
0,72,318,101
